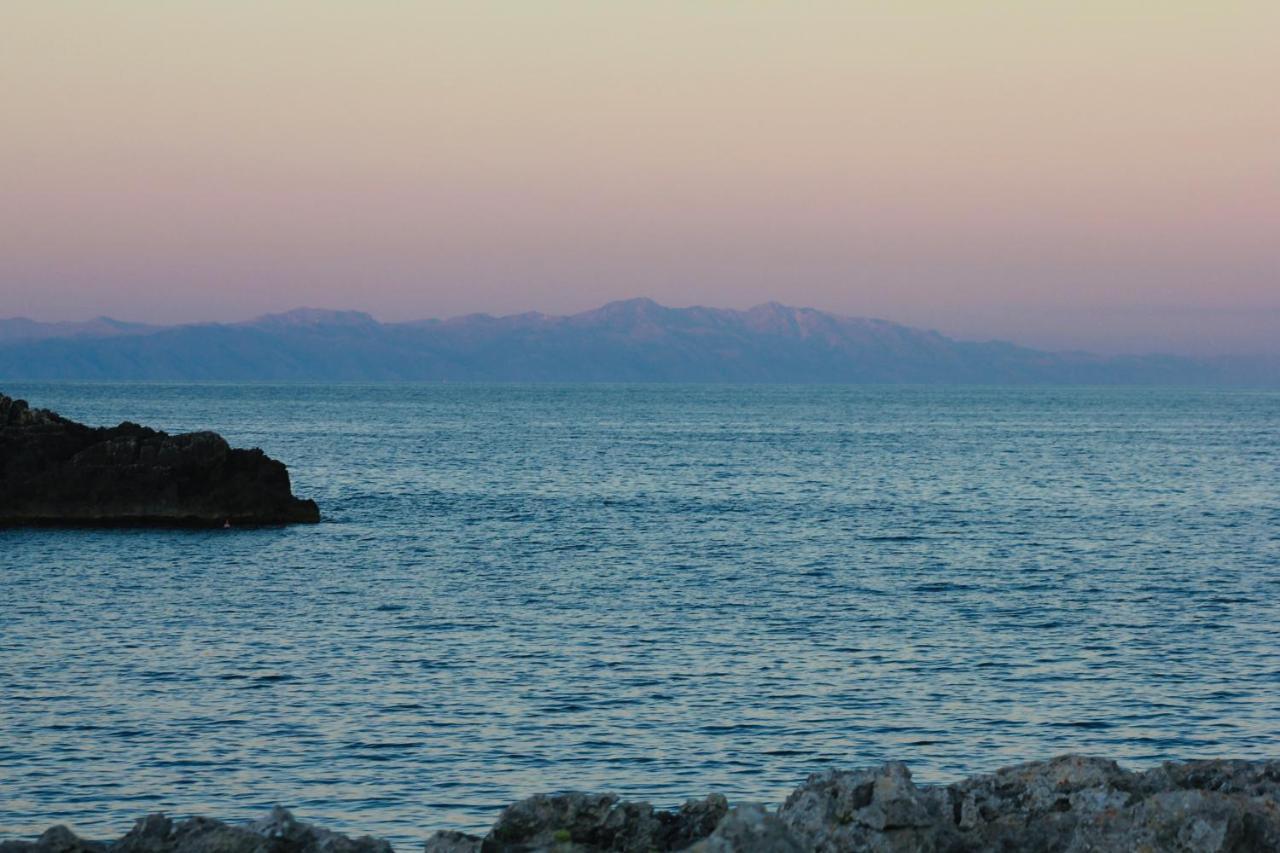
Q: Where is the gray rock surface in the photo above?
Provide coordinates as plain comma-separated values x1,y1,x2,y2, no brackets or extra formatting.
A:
7,757,1280,853
778,762,956,852
420,832,481,853
686,805,805,853
0,810,386,853
470,792,728,852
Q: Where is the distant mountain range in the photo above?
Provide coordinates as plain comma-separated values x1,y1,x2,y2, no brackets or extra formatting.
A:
0,299,1274,385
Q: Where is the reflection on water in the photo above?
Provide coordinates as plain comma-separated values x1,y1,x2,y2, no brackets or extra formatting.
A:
2,383,1278,846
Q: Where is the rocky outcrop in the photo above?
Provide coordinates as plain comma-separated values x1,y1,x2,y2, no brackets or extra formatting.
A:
7,756,1280,852
0,808,386,853
0,394,319,526
427,793,729,852
418,756,1280,851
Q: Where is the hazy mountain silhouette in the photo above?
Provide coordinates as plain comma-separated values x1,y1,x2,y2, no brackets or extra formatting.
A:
0,299,1273,384
0,316,159,343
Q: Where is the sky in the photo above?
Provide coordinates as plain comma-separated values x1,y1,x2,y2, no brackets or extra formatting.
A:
2,1,1277,356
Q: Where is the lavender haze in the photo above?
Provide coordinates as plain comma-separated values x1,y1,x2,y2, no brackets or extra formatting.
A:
2,2,1277,356
1,300,1274,385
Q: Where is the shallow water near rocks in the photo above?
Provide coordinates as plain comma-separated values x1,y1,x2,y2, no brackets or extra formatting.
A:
2,383,1278,847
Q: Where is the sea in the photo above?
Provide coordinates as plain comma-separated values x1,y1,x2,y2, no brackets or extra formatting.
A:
2,383,1278,846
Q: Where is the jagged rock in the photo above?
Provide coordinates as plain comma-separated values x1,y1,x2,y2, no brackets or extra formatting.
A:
942,754,1138,849
663,796,732,850
774,755,1280,853
155,816,263,853
7,809,390,853
112,815,181,853
1138,758,1280,800
248,806,392,853
778,762,956,852
1069,789,1280,852
7,757,1280,853
0,825,106,853
421,831,482,853
486,792,617,850
478,792,727,852
685,805,804,853
0,393,318,526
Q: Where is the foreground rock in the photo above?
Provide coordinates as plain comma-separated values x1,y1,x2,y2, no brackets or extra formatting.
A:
0,808,386,853
0,393,319,526
8,756,1280,853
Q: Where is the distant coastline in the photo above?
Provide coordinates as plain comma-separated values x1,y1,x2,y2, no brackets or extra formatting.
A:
2,299,1275,385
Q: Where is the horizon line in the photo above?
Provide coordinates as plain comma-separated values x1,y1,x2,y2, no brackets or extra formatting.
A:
5,297,1280,364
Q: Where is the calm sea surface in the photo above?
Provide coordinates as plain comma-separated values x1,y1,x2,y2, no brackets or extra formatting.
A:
2,384,1278,845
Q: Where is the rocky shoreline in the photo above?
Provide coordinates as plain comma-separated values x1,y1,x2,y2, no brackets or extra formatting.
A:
0,393,318,527
5,756,1280,852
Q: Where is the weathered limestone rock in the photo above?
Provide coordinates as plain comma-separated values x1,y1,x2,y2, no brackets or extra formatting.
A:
0,825,106,853
7,757,1280,853
778,763,956,852
467,792,728,852
411,758,1280,850
420,831,481,853
686,805,804,853
0,393,319,526
3,810,388,853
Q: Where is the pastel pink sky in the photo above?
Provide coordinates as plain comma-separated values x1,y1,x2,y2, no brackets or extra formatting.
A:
3,2,1277,355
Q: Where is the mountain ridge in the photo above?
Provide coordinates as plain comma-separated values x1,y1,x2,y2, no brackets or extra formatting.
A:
0,299,1274,385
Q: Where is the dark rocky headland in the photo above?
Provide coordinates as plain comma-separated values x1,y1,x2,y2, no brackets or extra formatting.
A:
6,756,1280,852
0,393,319,526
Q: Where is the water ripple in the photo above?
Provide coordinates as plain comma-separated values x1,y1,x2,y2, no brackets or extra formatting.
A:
1,383,1278,848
